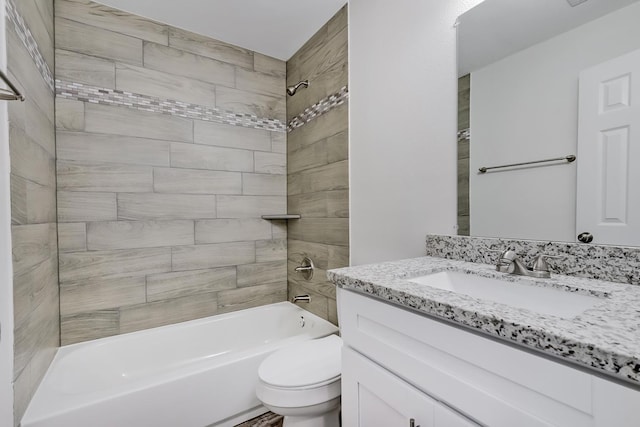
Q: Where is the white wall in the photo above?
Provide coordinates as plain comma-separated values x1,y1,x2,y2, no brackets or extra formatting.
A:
470,2,640,242
349,0,484,265
0,1,14,424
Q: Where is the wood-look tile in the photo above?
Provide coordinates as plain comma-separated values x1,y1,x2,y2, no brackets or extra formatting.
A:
216,86,285,122
288,140,328,174
287,104,348,151
7,29,54,123
242,173,286,196
171,242,255,272
55,49,115,88
216,195,286,218
119,292,219,334
254,152,286,175
59,248,172,282
146,267,236,302
84,103,193,142
14,292,59,381
25,181,56,224
57,131,170,167
60,276,146,316
58,191,116,222
9,125,55,187
168,27,253,69
86,220,194,250
254,53,286,78
195,218,272,244
327,299,338,326
57,161,153,193
15,0,54,68
194,120,272,152
25,100,55,157
170,142,253,172
256,239,287,263
287,27,347,120
326,131,348,163
61,310,119,345
55,17,143,65
287,281,328,321
287,239,329,269
13,257,57,327
235,68,284,98
237,260,287,287
287,260,335,299
271,132,286,154
55,98,85,132
270,220,287,240
327,5,348,40
116,63,217,108
328,245,349,269
288,218,349,246
217,282,286,314
118,193,216,220
10,174,27,225
287,161,348,196
153,167,241,195
58,223,87,253
288,190,348,219
286,21,328,79
55,0,169,45
11,223,54,276
143,42,235,87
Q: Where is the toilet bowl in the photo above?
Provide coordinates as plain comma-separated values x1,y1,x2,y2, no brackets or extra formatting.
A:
256,335,343,427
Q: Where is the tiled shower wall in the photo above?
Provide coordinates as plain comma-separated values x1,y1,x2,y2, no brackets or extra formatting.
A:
6,0,58,423
54,0,288,344
286,6,349,324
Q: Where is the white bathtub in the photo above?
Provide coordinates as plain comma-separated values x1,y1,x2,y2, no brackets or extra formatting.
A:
21,302,338,427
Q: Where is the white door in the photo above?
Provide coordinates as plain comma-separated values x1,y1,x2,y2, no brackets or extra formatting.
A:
576,48,640,246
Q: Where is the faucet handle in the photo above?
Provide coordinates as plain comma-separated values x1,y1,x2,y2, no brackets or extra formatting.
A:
532,254,564,273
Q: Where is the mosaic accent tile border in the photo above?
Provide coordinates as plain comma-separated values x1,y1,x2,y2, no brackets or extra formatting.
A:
5,0,55,91
56,80,287,132
458,128,470,142
425,234,640,285
233,412,283,427
287,86,349,131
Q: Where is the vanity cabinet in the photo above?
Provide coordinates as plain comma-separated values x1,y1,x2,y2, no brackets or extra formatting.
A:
338,288,640,427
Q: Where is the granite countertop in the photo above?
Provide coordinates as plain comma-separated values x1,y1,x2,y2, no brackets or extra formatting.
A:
327,256,640,386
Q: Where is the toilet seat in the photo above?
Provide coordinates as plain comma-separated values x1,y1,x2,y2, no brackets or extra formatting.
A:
256,335,342,409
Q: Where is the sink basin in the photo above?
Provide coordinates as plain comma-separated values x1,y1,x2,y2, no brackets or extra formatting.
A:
408,271,601,318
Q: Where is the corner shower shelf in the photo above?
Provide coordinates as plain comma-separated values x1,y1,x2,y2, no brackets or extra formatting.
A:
261,214,302,220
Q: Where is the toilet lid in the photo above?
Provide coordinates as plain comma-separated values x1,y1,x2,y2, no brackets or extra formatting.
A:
259,335,342,388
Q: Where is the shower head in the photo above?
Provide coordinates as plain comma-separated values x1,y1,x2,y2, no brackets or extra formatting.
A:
286,80,309,96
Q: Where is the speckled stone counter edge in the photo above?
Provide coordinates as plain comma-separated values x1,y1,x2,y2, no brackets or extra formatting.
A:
328,257,640,386
426,234,640,285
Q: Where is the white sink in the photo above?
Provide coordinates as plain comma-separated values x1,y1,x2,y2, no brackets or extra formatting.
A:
408,271,601,318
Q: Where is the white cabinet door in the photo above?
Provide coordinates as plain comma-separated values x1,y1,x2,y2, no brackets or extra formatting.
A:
342,347,435,427
576,48,640,246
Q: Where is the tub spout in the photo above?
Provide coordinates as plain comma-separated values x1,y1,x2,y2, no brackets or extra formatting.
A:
292,295,311,303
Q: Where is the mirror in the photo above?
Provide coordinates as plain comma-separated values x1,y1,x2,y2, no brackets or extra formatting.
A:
457,0,640,246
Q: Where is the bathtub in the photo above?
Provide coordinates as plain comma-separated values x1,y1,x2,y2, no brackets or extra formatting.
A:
21,302,338,427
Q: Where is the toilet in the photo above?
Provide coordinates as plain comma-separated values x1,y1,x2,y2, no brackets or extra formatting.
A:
256,335,343,427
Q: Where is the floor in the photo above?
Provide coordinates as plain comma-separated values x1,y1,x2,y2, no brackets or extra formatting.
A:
234,412,284,427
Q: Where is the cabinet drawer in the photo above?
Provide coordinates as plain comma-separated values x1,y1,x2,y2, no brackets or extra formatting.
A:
339,289,594,427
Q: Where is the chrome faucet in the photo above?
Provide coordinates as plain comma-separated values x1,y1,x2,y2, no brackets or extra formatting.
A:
495,250,557,279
